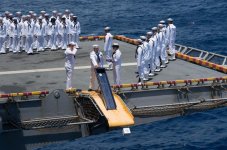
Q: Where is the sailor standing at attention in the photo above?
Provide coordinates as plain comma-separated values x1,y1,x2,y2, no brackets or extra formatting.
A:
104,27,113,70
25,15,34,54
10,18,20,53
58,17,69,50
65,42,77,90
89,45,104,91
136,37,146,84
111,43,122,85
0,17,7,54
166,18,176,60
34,17,45,52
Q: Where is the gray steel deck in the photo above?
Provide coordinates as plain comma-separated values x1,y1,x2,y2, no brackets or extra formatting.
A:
0,39,225,93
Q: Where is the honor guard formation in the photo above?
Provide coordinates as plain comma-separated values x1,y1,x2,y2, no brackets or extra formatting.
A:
0,9,81,54
0,10,176,90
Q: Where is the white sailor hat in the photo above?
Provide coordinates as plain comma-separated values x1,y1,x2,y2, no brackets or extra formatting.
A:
21,15,26,18
0,17,3,20
16,11,22,15
112,43,119,47
65,9,70,13
52,10,57,14
137,39,143,43
152,27,158,31
158,24,163,28
93,44,99,48
58,13,62,16
5,11,10,15
40,10,46,14
33,13,37,17
29,11,34,14
27,15,31,18
104,27,111,30
69,42,76,45
159,20,165,24
9,13,13,17
44,13,49,17
140,36,146,41
73,15,78,19
146,32,152,36
38,16,42,20
167,18,173,22
69,13,74,16
13,17,17,21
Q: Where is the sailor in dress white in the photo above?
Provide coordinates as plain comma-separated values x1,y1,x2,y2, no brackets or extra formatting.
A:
111,43,122,85
0,17,7,54
166,18,176,60
64,42,77,89
104,27,113,69
89,44,104,90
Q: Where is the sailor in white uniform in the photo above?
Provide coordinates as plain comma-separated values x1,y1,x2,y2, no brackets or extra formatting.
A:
69,16,80,48
158,24,167,68
19,15,27,51
10,18,20,53
0,17,7,54
166,18,176,60
48,17,58,50
110,43,122,85
44,13,50,49
151,27,161,72
104,27,113,70
65,42,77,89
34,17,45,51
25,15,34,54
3,11,10,50
31,13,38,49
159,20,169,64
58,17,69,49
147,31,155,77
135,39,145,84
142,33,151,81
89,44,104,91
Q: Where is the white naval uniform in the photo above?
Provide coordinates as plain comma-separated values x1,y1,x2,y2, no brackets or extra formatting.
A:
104,32,113,68
166,24,176,59
151,34,158,72
89,50,104,90
65,47,77,89
10,23,20,53
0,24,7,54
44,20,50,49
25,21,34,54
31,19,38,49
155,31,164,69
142,40,151,79
160,28,167,64
148,38,155,74
48,23,58,50
34,22,45,51
58,23,69,49
3,18,11,50
69,21,80,48
19,21,27,51
112,49,122,85
136,44,145,80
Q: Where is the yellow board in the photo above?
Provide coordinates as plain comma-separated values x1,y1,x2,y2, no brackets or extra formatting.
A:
87,91,134,127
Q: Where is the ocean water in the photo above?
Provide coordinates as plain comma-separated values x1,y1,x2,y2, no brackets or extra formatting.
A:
0,0,227,55
38,107,227,150
0,0,226,149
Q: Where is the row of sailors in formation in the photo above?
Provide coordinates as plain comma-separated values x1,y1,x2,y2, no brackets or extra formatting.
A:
0,9,81,54
136,18,176,83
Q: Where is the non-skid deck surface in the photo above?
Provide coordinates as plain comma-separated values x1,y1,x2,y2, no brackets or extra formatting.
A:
0,40,225,93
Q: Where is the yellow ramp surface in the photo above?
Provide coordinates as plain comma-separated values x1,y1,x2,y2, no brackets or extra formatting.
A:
89,91,134,127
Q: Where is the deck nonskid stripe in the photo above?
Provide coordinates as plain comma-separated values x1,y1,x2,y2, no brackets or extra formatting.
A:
0,62,137,75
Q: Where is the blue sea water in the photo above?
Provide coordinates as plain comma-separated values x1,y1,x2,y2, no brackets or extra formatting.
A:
38,107,227,150
0,0,226,149
0,0,227,55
